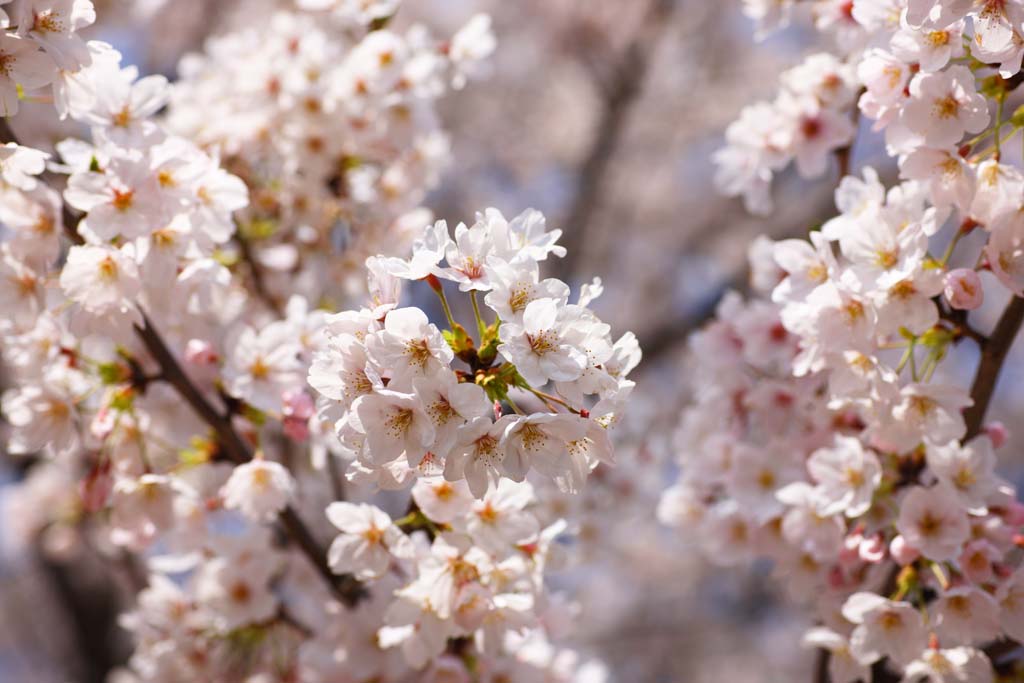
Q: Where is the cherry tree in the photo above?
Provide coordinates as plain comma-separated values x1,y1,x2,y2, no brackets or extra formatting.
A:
0,1,640,681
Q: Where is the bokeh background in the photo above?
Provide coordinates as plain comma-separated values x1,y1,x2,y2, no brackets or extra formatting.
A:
4,1,1024,681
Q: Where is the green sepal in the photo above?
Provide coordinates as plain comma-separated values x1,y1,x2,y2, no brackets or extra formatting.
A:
476,318,502,367
242,404,267,427
443,323,476,363
981,74,1009,101
1011,104,1024,129
97,361,130,385
109,386,135,412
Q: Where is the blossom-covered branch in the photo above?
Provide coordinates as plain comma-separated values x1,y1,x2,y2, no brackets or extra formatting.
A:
662,2,1024,681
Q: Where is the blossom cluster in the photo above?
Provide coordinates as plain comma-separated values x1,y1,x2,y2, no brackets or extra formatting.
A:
309,210,640,498
714,52,858,214
667,2,1024,680
720,0,1024,217
166,5,495,307
0,1,639,681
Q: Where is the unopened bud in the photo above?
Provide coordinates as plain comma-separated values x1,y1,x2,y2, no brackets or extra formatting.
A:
943,268,983,310
185,338,219,365
890,534,920,566
983,421,1008,449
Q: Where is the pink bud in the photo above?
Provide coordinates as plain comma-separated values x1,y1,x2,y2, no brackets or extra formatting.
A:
1006,501,1024,527
890,534,920,566
281,389,315,420
983,421,1008,449
185,338,219,365
282,390,314,441
944,268,983,310
827,566,846,590
858,533,886,563
283,417,310,442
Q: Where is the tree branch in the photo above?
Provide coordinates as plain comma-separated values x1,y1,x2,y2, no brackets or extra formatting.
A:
963,296,1024,439
132,311,365,606
555,0,676,282
4,112,363,607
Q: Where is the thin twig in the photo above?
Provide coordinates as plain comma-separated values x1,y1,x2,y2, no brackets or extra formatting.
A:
235,229,283,316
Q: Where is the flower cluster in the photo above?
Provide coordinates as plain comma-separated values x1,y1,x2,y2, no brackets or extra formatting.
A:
668,3,1024,679
714,52,858,214
720,0,1024,218
0,0,97,116
309,210,639,499
165,6,495,307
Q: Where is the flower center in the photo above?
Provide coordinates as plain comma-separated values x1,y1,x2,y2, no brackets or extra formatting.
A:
933,95,960,120
385,407,414,438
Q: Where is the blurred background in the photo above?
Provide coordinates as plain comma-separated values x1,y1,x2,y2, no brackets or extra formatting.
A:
4,1,1024,681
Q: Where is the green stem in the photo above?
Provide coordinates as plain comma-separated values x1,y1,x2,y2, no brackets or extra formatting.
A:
922,350,941,383
909,339,919,381
433,285,458,331
940,229,965,267
995,97,1005,159
470,291,487,340
505,395,526,415
524,385,581,415
895,343,914,374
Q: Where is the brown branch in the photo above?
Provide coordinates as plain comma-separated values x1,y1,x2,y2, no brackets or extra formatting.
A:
3,113,363,607
864,297,1024,683
133,311,365,606
555,0,676,282
962,296,1024,439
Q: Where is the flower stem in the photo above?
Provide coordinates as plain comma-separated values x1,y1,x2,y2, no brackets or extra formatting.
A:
470,291,487,340
505,395,526,415
432,283,458,331
994,97,1005,160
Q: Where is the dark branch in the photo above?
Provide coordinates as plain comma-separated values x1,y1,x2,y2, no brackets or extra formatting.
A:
133,311,365,606
963,296,1024,439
